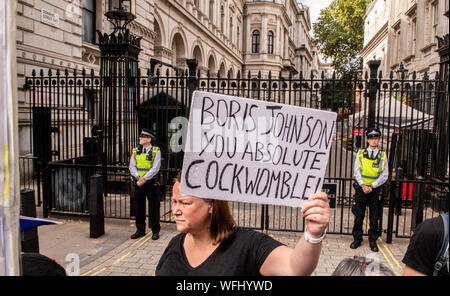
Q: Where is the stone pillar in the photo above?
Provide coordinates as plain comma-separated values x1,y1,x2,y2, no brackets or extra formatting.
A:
276,19,281,56
261,13,267,54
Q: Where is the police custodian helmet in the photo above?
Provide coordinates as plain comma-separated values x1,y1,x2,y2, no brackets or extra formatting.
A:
365,128,381,138
140,128,155,138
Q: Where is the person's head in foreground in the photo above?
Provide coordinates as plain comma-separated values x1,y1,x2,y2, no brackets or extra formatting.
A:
21,253,67,276
332,256,395,276
154,170,330,276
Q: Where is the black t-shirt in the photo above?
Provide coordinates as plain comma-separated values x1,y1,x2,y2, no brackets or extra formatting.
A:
155,227,284,276
402,215,448,276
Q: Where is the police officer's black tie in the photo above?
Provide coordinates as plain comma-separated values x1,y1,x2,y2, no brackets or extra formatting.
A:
371,150,374,159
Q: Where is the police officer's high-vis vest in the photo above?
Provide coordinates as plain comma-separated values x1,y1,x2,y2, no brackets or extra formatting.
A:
132,146,160,177
357,148,386,185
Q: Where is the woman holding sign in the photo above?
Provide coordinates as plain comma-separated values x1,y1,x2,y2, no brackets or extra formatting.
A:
155,171,330,276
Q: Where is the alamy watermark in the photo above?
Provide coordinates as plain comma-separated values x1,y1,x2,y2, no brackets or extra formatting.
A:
65,253,80,276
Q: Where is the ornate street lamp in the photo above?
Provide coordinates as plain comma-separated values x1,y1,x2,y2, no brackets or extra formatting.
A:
97,0,141,164
105,0,136,33
97,0,140,65
396,62,409,79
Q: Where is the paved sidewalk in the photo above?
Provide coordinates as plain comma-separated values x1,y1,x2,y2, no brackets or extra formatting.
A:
37,216,136,270
37,216,410,276
266,230,409,275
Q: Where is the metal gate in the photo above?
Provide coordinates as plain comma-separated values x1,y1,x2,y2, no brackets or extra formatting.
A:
19,15,449,239
21,57,449,239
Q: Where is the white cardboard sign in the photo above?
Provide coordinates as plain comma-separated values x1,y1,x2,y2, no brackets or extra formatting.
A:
180,91,337,208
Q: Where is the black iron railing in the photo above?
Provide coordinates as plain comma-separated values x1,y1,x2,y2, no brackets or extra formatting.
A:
21,59,449,238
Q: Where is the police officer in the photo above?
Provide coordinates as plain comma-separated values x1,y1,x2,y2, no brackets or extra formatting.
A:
129,128,161,240
350,128,388,252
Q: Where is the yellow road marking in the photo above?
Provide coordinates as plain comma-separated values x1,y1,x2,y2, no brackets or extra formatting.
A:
378,237,403,270
130,231,152,247
113,251,131,265
376,241,397,274
83,229,155,276
361,219,402,273
90,267,107,276
81,264,103,276
136,231,153,248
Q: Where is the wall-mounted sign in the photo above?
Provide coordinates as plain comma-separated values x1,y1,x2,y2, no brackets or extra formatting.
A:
41,8,60,28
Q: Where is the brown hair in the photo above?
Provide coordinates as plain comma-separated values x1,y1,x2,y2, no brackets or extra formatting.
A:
173,171,237,244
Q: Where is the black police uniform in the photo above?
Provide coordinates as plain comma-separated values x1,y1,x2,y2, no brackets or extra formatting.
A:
129,129,161,239
351,128,388,251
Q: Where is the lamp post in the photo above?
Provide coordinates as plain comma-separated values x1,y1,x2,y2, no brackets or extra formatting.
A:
105,0,136,34
434,9,449,181
396,62,409,80
97,0,141,165
367,60,381,130
97,0,141,63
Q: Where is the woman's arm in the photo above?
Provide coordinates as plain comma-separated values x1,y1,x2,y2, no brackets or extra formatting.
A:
402,265,427,276
260,192,330,276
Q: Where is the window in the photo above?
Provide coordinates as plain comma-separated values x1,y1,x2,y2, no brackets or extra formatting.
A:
237,23,240,50
268,31,274,54
396,30,401,63
252,30,260,53
220,6,225,32
412,18,416,54
209,0,214,22
230,16,233,41
432,1,439,40
82,0,96,44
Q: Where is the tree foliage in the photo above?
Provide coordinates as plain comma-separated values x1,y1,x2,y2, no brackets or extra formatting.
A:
313,0,370,78
319,80,354,112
